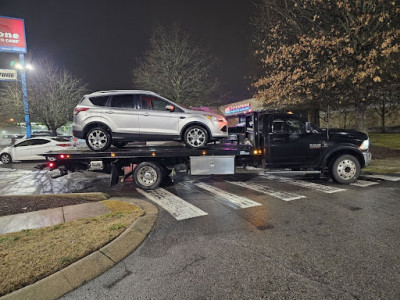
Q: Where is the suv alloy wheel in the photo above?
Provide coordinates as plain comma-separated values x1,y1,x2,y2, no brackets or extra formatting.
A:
86,127,112,151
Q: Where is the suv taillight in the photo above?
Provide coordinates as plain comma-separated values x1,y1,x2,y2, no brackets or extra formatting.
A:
74,107,89,115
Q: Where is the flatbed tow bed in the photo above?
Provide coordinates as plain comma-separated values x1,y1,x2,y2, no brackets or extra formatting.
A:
38,144,261,190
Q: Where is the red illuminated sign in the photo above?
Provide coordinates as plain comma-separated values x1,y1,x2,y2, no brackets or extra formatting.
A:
224,103,251,115
0,16,27,53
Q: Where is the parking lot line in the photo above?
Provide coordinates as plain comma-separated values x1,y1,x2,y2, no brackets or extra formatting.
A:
362,174,400,182
259,174,346,193
350,180,379,187
226,181,306,201
136,188,208,221
193,182,262,209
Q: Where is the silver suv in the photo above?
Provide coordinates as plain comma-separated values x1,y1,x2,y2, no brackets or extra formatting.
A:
73,90,228,151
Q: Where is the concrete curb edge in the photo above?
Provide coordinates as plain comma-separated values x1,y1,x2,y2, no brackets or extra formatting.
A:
1,198,158,300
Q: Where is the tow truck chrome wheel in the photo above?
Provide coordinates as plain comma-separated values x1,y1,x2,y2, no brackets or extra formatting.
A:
86,127,112,151
184,125,209,148
133,162,163,190
331,154,360,184
0,153,12,164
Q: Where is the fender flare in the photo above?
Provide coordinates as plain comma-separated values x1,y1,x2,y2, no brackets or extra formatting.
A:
320,144,366,169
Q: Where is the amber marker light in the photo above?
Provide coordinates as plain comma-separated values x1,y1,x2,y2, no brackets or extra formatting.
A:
202,150,207,155
151,152,156,157
111,153,116,157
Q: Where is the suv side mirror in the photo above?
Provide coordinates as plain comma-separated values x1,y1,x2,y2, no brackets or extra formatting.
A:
166,105,175,112
305,122,311,133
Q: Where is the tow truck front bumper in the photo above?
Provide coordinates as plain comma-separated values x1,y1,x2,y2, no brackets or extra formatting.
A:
363,150,372,166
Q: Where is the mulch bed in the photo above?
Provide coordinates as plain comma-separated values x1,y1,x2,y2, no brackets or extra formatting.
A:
0,195,90,217
369,145,400,159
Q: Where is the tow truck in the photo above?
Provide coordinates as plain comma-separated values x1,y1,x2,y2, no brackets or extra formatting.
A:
38,112,371,190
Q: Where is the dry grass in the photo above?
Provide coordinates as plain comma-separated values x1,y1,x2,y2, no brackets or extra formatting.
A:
0,200,144,297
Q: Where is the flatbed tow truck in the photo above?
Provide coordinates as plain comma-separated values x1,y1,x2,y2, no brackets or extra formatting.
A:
37,111,371,190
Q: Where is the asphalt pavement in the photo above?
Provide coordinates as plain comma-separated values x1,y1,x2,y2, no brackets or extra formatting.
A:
1,162,399,299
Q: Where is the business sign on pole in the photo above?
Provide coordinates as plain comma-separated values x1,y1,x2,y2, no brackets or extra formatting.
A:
0,69,17,80
0,16,27,53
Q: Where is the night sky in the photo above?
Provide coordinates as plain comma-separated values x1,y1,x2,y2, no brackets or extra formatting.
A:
1,0,255,103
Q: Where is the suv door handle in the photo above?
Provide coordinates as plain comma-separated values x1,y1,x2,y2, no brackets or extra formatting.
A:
272,137,284,142
105,110,113,114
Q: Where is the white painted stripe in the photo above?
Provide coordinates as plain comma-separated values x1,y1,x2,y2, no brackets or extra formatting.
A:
193,182,262,209
362,174,400,182
226,181,306,201
136,188,208,221
259,173,346,193
350,180,379,187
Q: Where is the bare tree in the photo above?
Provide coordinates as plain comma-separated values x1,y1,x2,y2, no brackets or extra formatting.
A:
133,24,220,107
0,60,87,134
371,86,400,132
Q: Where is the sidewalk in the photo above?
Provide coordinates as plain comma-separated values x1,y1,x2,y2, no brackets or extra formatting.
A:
0,202,110,235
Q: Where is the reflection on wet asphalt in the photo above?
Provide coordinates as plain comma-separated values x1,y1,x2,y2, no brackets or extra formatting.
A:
0,167,109,195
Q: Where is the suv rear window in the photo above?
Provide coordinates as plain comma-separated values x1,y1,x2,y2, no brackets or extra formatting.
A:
110,94,136,108
89,96,109,106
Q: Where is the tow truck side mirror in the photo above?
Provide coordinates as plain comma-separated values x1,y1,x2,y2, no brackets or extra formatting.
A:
305,122,311,133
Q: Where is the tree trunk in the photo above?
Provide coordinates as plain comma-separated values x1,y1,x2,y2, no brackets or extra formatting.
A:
354,101,368,133
380,100,386,133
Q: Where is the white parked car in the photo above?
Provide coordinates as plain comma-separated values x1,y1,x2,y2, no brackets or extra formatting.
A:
0,137,75,164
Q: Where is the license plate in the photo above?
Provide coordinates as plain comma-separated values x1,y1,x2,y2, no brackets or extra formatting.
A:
89,160,103,170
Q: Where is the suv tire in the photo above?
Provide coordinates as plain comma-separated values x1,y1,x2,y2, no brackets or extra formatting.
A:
184,125,209,148
330,154,360,184
86,127,112,151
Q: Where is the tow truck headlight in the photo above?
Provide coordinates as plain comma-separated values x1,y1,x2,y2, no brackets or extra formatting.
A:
359,139,369,150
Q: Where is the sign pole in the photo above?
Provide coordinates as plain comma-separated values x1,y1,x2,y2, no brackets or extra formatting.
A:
19,53,31,138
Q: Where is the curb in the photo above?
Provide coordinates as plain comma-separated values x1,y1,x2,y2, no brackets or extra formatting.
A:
1,198,158,300
0,192,110,201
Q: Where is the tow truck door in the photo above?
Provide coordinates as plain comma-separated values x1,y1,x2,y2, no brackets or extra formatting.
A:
267,115,322,167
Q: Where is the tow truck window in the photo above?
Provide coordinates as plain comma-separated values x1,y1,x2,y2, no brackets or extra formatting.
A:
272,117,305,134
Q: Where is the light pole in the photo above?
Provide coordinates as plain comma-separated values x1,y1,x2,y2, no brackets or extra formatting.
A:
13,55,32,138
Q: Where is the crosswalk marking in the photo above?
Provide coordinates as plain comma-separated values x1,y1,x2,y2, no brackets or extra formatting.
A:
226,181,306,201
362,174,400,182
192,182,262,209
136,188,208,221
350,180,379,187
259,174,346,193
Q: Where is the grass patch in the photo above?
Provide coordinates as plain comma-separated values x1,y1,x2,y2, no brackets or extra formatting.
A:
0,200,144,297
369,133,400,150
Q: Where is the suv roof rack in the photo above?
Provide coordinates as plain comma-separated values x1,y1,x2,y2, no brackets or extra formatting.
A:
91,90,157,95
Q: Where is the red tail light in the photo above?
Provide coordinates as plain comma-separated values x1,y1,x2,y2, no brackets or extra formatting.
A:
57,144,72,147
74,107,89,115
48,162,55,168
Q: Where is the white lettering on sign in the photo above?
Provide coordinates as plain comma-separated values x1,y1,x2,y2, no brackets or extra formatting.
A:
0,32,19,39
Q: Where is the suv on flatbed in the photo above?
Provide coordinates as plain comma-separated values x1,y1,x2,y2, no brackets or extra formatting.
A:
73,90,228,151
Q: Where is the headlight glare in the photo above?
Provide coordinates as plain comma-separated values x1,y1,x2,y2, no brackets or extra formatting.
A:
359,139,369,150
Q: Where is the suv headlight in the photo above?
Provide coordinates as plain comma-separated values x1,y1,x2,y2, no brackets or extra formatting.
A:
206,115,218,122
359,139,369,150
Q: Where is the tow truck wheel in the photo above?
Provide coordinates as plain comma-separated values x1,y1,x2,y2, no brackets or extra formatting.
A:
86,127,112,151
184,125,209,148
133,162,163,190
112,141,128,148
0,153,12,164
330,154,360,184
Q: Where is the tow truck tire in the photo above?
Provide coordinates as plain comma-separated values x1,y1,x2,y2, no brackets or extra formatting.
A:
0,153,12,164
330,154,360,184
133,162,163,190
112,141,128,148
184,125,209,148
86,127,112,152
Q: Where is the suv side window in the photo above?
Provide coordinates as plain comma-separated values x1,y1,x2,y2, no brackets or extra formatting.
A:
140,96,169,111
109,94,136,108
89,96,109,106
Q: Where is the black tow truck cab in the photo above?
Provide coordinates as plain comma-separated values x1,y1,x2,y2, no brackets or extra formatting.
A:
39,111,371,190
